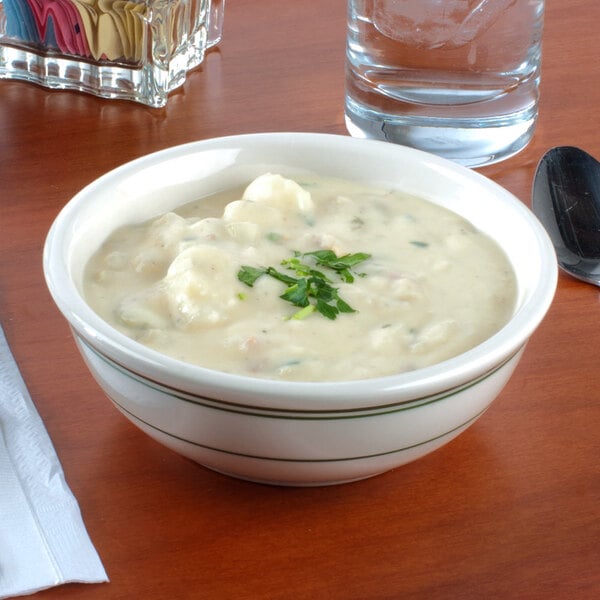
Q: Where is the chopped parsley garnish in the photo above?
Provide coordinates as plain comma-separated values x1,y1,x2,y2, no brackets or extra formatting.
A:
238,250,371,320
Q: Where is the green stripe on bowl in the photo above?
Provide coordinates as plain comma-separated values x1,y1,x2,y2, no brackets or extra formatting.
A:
78,335,520,418
110,394,487,463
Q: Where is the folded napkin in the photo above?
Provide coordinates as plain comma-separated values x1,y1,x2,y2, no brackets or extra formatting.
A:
0,324,108,599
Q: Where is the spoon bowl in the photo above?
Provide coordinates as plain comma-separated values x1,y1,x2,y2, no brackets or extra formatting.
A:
532,146,600,286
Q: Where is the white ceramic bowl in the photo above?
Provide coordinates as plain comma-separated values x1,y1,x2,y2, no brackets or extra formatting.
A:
43,133,557,486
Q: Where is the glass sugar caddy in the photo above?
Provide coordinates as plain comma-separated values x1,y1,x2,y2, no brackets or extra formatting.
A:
0,0,225,107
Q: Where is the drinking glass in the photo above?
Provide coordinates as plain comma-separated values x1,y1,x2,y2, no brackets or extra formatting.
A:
345,0,545,167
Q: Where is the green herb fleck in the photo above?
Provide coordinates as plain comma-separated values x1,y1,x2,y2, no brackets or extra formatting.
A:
351,216,365,229
410,240,429,248
237,265,268,286
237,250,371,320
291,304,315,320
301,249,371,283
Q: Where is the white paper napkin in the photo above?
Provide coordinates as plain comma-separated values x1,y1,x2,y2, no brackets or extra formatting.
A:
0,324,108,599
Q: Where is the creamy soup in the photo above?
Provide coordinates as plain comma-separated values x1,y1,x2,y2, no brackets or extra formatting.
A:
83,174,517,381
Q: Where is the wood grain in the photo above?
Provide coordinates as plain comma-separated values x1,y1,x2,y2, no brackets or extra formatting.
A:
1,1,599,598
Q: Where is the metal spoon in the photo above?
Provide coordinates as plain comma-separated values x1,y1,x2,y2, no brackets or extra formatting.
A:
532,146,600,286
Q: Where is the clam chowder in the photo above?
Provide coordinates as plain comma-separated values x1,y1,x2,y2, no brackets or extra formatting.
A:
83,174,517,381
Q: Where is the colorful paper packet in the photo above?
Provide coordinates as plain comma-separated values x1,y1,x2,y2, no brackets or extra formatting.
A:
3,0,151,62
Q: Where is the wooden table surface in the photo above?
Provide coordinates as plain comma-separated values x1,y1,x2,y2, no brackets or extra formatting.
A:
1,1,599,598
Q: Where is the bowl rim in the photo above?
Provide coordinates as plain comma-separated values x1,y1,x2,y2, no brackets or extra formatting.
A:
43,132,558,411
